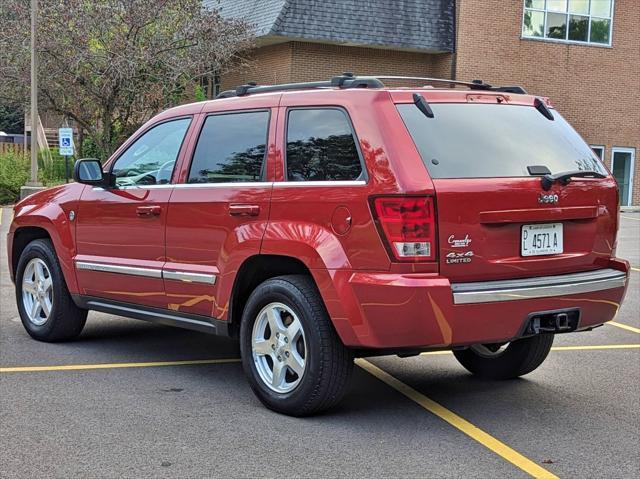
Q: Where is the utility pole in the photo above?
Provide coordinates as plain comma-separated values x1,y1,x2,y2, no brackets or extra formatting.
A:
22,0,44,197
29,0,39,184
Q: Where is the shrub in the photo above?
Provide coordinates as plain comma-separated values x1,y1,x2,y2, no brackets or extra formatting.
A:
0,151,29,204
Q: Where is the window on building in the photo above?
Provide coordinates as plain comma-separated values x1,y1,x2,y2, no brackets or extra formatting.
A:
591,145,605,160
522,0,614,46
188,111,269,183
286,108,363,182
199,73,221,99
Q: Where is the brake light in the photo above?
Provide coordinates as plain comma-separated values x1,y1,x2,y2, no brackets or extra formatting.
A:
372,196,437,261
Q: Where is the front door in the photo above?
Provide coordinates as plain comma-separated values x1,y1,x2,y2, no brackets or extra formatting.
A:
75,117,192,308
165,107,275,318
612,148,636,206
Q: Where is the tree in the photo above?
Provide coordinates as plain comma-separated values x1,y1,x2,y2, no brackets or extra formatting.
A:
0,104,25,133
0,0,254,158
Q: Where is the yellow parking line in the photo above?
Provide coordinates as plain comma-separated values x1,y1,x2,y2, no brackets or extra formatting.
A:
607,321,640,334
551,344,640,351
630,267,640,273
0,357,241,373
421,344,640,356
3,344,638,374
620,215,640,221
356,358,558,479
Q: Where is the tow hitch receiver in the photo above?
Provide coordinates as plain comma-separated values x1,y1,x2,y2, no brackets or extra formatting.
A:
524,308,580,335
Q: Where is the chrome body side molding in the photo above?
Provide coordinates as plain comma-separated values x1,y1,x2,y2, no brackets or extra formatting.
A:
75,261,162,279
75,261,216,285
163,270,216,285
451,268,627,305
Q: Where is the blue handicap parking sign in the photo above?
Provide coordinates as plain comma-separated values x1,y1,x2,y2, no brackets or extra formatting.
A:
58,128,74,156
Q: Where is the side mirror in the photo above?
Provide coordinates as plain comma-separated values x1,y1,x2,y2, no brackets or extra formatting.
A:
73,159,105,186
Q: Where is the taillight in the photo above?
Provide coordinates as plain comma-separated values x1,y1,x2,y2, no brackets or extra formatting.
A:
372,196,437,262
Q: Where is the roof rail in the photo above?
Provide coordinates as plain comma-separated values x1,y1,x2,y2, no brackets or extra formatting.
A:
374,76,527,94
215,73,526,99
216,72,384,99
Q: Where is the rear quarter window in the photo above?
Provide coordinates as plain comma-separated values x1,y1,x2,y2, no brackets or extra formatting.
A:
286,108,363,181
397,103,607,179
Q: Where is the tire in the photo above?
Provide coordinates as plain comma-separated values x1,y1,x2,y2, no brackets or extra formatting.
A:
240,275,353,416
453,334,554,380
15,239,87,342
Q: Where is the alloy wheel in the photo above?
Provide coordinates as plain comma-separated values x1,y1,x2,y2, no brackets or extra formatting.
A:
21,258,54,326
251,302,307,393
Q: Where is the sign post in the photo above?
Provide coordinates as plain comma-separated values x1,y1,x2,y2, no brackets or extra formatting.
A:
58,127,74,183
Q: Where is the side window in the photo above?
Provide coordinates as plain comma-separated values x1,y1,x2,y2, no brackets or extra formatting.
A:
286,108,363,182
112,118,191,187
188,111,269,183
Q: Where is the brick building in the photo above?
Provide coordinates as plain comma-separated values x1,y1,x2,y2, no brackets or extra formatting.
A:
210,0,639,206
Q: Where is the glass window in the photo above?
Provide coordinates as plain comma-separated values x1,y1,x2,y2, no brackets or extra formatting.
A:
546,12,567,38
590,17,611,43
568,0,589,14
112,118,190,187
523,10,545,37
590,145,605,160
286,109,363,182
522,0,614,45
568,15,589,41
188,111,269,184
590,0,612,17
547,0,567,12
397,103,607,179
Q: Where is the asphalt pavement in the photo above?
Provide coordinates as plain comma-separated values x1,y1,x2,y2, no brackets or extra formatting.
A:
1,207,638,479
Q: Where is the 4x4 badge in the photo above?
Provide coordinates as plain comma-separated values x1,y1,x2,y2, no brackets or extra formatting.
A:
538,193,559,204
446,251,474,264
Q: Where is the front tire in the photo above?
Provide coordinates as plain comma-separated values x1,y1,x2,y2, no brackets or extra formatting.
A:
15,239,87,342
453,334,554,379
240,275,353,416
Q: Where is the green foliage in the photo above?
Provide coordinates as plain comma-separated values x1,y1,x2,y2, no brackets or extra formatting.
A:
81,136,102,161
39,149,72,186
0,105,24,133
0,151,29,204
194,85,206,102
0,149,74,204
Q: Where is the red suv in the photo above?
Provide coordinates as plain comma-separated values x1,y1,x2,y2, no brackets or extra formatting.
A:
7,74,629,416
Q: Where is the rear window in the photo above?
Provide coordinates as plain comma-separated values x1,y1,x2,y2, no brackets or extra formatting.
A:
397,103,607,179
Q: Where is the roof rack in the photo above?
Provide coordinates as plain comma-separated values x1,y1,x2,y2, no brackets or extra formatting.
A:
215,72,526,99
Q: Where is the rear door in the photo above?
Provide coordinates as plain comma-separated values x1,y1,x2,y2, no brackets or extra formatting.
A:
164,104,276,318
397,99,617,282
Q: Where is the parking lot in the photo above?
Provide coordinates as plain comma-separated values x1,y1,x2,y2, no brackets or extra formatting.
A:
1,207,638,479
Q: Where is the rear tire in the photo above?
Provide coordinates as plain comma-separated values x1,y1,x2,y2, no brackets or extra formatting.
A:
15,239,87,342
240,275,353,416
453,334,554,379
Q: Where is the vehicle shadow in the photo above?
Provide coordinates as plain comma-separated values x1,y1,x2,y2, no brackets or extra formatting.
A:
74,317,545,421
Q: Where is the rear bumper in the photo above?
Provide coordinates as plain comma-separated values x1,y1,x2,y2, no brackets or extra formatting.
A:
326,259,629,349
451,268,627,305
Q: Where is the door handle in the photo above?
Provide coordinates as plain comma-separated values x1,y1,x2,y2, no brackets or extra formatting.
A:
229,204,260,216
136,206,162,217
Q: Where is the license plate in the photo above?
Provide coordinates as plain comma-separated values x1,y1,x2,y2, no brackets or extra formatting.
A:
521,223,563,257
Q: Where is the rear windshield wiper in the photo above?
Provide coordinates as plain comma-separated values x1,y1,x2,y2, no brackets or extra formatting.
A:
541,170,606,190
